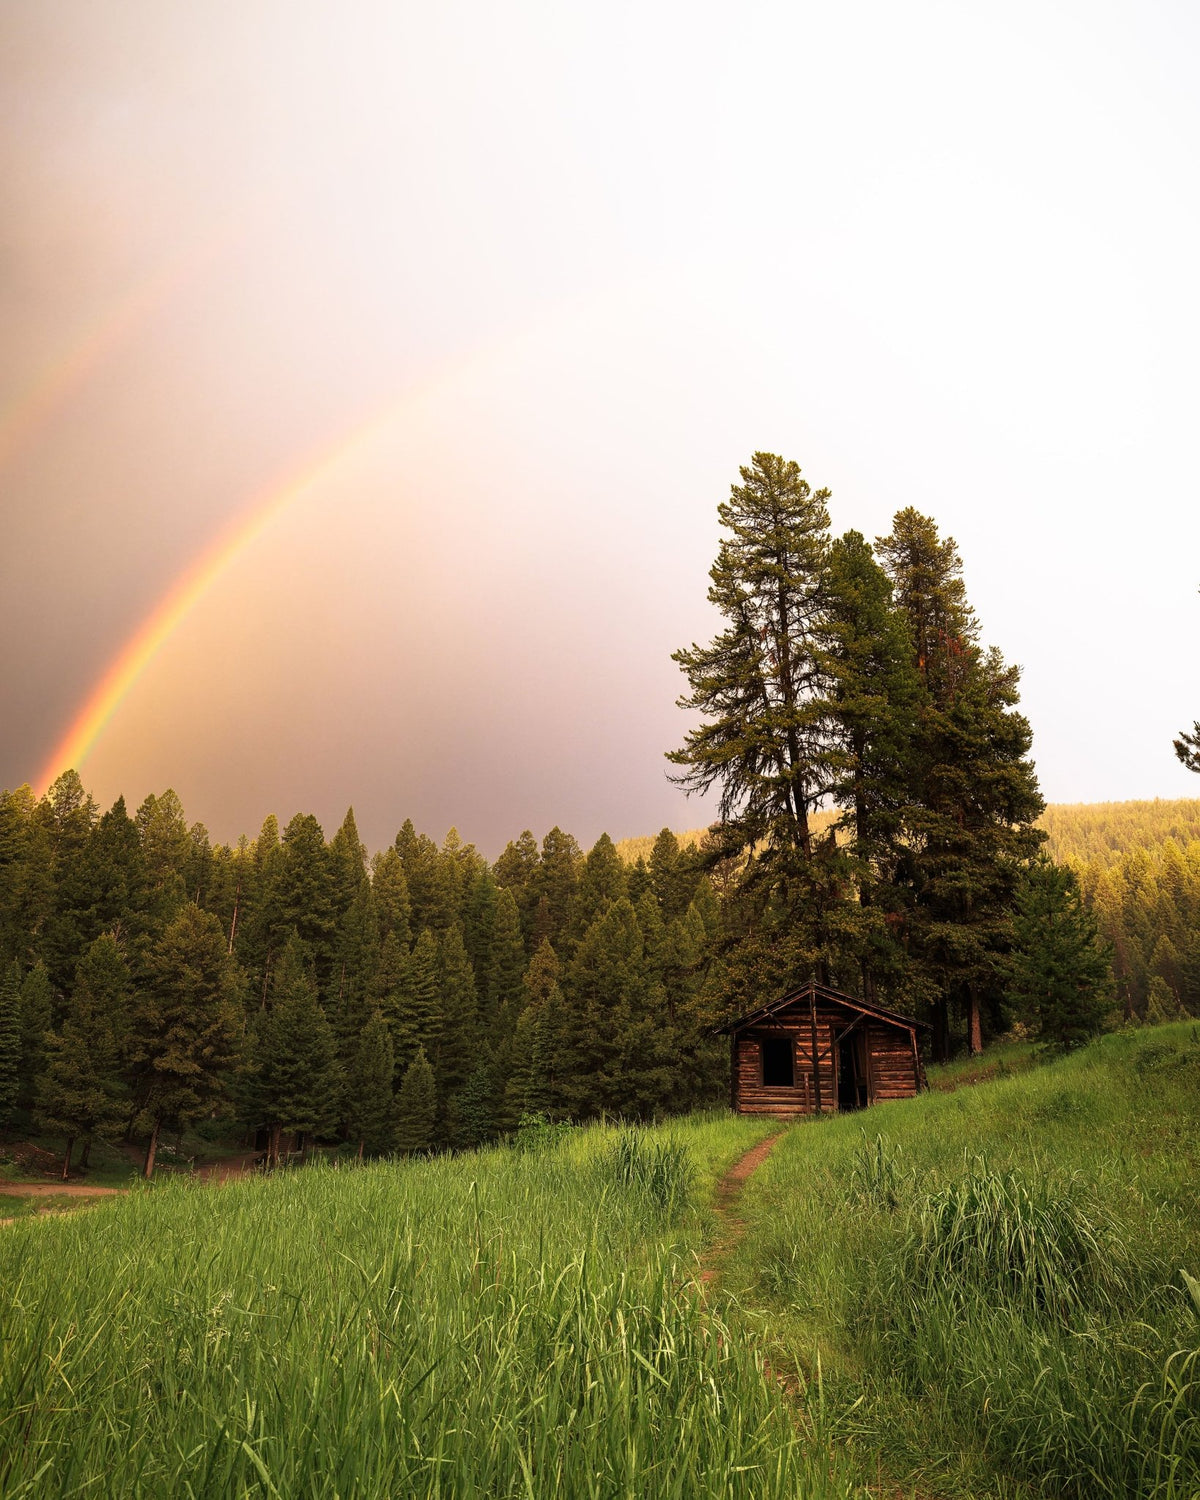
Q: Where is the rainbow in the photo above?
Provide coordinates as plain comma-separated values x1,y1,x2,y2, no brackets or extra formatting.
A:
33,400,402,796
32,281,614,796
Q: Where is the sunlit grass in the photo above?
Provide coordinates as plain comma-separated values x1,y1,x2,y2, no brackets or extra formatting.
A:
730,1022,1200,1498
0,1112,868,1499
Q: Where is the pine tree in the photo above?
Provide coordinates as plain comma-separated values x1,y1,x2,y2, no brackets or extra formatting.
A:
670,453,833,860
345,1011,395,1157
130,904,239,1177
457,1059,497,1148
535,829,582,949
392,929,441,1073
37,935,131,1175
255,934,339,1160
669,454,854,999
1145,975,1182,1025
371,847,413,949
38,770,100,991
504,939,565,1125
821,530,923,1000
1174,722,1200,773
462,867,499,993
328,883,380,1070
395,821,456,934
437,924,478,1105
276,814,336,978
395,1047,435,1153
17,962,52,1111
568,834,626,947
878,508,1044,1056
328,807,369,919
134,790,192,927
487,888,527,1048
1007,858,1112,1052
648,829,698,921
493,830,541,947
0,962,21,1126
0,785,52,970
564,898,673,1119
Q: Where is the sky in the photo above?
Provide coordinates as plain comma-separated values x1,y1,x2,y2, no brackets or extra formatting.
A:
2,0,1198,856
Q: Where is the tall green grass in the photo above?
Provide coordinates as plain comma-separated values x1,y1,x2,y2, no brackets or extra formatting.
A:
731,1023,1200,1499
0,1114,863,1498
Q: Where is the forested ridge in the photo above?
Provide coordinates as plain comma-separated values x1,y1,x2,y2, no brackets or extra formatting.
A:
0,452,1189,1172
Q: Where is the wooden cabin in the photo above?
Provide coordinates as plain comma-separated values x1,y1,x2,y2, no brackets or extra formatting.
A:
720,981,928,1116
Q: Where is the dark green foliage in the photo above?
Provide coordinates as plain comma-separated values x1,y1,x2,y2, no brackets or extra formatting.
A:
345,1010,395,1156
391,929,441,1073
486,888,526,1046
134,790,192,926
877,508,1044,1052
275,814,336,975
130,904,239,1154
1008,859,1113,1052
436,924,477,1100
569,834,627,945
1174,721,1200,773
37,935,130,1153
17,962,52,1111
534,828,582,949
669,452,833,858
0,961,20,1124
505,939,565,1122
492,829,540,946
328,807,369,918
564,898,674,1119
328,883,380,1063
456,1058,497,1148
371,847,412,949
395,820,456,934
394,1046,436,1153
0,785,52,969
255,934,339,1141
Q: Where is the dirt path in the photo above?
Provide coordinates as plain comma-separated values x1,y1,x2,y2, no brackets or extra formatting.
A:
0,1181,126,1198
699,1128,786,1287
196,1151,261,1183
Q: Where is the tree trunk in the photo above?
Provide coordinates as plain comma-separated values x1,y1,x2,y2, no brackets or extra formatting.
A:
143,1116,161,1179
968,985,983,1056
357,1139,364,1162
932,998,950,1063
268,1123,282,1169
61,1136,74,1181
80,1137,92,1169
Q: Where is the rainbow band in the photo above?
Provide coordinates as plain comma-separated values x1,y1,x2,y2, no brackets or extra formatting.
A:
33,402,403,796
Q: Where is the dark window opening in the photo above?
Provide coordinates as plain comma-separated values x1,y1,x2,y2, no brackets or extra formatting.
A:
761,1037,794,1087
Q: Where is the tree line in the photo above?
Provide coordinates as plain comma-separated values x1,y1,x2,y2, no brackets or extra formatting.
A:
0,780,728,1173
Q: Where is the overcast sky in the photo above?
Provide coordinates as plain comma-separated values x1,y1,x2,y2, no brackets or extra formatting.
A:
2,0,1198,854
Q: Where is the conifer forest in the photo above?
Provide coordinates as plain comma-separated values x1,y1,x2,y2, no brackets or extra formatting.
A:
1,454,1192,1172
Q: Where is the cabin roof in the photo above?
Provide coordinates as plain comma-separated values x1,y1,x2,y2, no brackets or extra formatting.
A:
716,980,929,1035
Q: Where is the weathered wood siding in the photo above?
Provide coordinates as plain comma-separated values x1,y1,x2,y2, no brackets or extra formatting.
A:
732,1000,920,1115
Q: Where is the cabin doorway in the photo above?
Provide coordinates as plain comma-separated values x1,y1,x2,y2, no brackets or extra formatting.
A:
837,1034,867,1111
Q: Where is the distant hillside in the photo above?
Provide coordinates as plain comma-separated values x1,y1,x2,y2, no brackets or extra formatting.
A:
1038,798,1200,867
618,799,1200,868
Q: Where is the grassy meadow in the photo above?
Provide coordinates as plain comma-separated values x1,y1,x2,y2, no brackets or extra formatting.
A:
727,1021,1200,1499
3,1032,1197,1498
0,1114,864,1499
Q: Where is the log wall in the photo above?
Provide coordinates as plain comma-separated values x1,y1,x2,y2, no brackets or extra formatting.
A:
732,1000,921,1115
